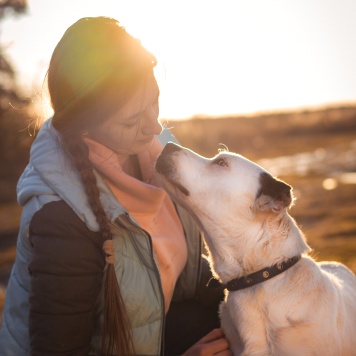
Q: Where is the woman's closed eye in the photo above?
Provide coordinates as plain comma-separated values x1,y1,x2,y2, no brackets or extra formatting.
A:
124,121,139,128
122,115,140,128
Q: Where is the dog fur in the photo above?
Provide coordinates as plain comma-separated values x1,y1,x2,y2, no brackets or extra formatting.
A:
155,142,356,356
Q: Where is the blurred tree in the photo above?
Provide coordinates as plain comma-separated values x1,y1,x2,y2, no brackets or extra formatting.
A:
0,0,32,203
0,0,27,109
0,0,27,17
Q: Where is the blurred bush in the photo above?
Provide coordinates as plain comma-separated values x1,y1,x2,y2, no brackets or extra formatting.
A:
166,106,356,160
0,0,35,203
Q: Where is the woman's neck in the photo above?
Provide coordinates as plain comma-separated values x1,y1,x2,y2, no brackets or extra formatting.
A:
120,154,142,180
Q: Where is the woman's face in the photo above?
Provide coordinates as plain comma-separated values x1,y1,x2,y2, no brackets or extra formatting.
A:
88,75,162,155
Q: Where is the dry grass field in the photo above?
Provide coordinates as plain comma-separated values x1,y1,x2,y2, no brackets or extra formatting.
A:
1,104,356,321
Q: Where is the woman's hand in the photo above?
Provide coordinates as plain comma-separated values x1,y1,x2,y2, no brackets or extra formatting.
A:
182,328,232,356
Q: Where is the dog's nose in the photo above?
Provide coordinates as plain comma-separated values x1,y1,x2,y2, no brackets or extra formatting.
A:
155,142,181,175
161,142,182,157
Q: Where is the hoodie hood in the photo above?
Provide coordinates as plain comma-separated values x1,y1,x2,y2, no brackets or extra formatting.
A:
17,119,126,231
17,119,178,232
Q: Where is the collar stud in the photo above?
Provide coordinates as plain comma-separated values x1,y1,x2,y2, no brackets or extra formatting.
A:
263,271,269,278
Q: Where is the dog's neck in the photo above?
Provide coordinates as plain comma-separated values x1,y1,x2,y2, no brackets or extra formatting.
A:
213,254,302,292
203,212,310,284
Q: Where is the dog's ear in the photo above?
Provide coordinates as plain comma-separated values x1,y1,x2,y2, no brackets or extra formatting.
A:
253,172,293,213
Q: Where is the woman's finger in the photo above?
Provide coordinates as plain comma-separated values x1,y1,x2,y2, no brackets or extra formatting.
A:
182,328,232,356
215,351,233,356
202,336,230,354
197,328,225,344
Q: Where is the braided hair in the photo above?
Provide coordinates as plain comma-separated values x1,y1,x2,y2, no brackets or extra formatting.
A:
49,17,157,355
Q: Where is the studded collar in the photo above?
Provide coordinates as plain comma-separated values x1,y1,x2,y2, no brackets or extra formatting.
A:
208,255,301,292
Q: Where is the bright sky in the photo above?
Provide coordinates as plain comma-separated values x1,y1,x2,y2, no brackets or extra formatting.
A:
2,0,356,119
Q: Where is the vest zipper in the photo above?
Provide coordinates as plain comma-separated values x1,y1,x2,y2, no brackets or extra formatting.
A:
119,212,167,355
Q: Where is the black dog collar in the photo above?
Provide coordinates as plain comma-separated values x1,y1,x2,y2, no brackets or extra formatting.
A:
208,255,301,292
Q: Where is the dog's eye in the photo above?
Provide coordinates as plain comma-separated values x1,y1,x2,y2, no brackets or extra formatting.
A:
213,157,228,167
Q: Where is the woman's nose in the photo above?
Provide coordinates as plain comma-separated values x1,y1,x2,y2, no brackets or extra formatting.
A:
141,106,162,135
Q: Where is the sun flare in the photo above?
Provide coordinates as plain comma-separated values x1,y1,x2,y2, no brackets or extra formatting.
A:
3,0,356,120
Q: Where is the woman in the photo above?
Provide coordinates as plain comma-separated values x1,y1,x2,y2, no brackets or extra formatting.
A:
0,17,231,355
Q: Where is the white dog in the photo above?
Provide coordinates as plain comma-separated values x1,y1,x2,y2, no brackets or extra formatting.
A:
155,142,356,356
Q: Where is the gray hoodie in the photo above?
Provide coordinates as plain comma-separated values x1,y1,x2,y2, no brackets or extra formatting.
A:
0,119,203,355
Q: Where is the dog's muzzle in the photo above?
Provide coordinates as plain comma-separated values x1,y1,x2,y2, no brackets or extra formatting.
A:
155,142,181,175
155,142,190,196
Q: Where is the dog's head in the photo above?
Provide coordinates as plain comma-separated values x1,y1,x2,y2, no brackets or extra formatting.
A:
155,142,293,226
155,142,308,278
